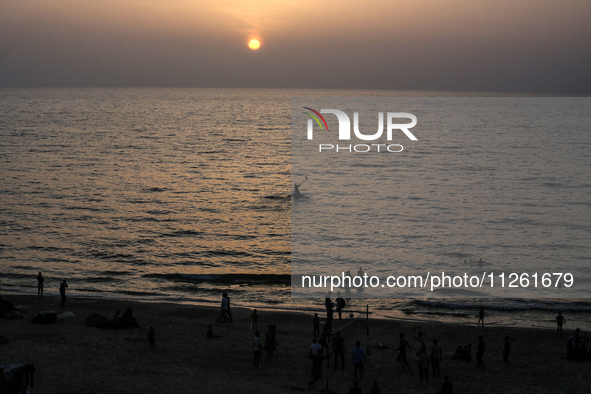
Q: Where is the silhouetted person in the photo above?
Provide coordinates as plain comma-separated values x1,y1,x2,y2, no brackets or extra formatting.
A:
352,340,366,380
308,351,323,388
438,376,453,394
253,331,264,368
477,308,485,326
369,381,381,394
59,279,68,307
336,292,346,320
556,311,566,334
573,328,581,349
251,309,258,330
431,339,443,377
148,326,155,349
418,348,430,384
349,380,362,394
36,272,44,298
320,327,331,367
217,292,232,322
417,331,426,353
313,313,320,338
476,336,485,368
503,336,511,366
120,307,138,328
264,324,278,364
309,337,323,358
326,302,334,333
394,333,412,372
333,331,346,370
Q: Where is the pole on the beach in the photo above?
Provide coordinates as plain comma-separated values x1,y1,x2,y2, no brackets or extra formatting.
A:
366,304,370,355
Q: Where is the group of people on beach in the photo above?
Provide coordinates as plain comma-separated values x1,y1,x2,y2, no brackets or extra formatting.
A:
36,272,68,308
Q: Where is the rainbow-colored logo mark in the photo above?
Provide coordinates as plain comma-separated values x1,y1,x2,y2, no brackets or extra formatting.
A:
303,107,328,131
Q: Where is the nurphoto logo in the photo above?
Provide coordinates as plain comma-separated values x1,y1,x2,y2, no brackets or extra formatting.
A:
303,107,418,153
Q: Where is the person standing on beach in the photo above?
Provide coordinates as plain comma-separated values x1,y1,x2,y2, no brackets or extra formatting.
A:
418,347,430,384
477,308,485,326
352,340,366,380
503,336,511,366
217,292,232,322
36,272,44,299
476,335,486,368
556,311,566,334
59,279,68,307
148,326,155,349
326,302,334,333
336,292,346,320
251,309,258,330
332,331,346,370
253,331,265,368
431,339,443,378
394,333,412,372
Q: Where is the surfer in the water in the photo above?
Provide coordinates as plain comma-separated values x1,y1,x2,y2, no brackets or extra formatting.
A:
293,175,307,198
294,182,301,197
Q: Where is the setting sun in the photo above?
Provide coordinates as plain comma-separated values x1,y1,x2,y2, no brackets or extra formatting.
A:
248,39,261,50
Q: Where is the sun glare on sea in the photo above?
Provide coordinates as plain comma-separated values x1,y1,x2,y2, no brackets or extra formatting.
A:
248,39,261,50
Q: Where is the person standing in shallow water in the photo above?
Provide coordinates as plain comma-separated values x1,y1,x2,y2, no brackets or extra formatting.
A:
477,308,485,326
36,272,44,299
217,292,232,322
59,279,68,307
556,311,566,334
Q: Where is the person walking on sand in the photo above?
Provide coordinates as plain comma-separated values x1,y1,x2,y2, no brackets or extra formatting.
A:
394,333,412,372
217,292,232,322
148,326,155,349
431,339,443,378
476,335,486,368
477,308,485,326
59,279,68,307
253,331,265,368
352,340,366,380
36,272,44,299
556,311,566,334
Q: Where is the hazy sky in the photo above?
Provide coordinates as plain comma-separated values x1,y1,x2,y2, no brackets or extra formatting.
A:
1,0,590,92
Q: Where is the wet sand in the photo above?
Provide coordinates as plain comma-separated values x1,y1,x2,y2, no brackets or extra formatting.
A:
1,294,589,393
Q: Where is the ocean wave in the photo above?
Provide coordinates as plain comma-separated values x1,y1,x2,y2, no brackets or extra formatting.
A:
143,273,291,286
412,298,591,312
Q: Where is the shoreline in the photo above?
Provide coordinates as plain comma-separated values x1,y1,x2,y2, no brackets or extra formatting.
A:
2,293,590,393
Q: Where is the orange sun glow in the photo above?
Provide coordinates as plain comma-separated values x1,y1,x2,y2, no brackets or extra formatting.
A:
248,39,261,50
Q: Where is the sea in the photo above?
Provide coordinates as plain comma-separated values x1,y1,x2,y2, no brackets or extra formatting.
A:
1,88,590,331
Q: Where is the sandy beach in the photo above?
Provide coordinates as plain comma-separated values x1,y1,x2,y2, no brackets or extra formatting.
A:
1,293,589,393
